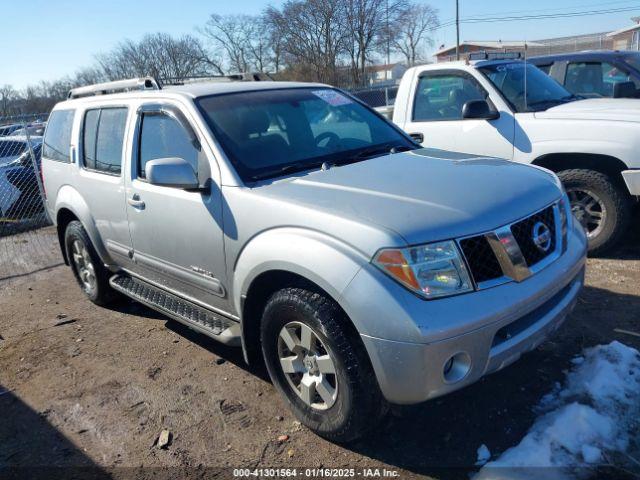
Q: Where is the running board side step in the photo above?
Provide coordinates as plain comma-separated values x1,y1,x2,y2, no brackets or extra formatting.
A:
110,274,241,346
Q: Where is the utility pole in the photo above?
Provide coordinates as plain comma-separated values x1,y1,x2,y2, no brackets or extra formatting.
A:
455,0,460,60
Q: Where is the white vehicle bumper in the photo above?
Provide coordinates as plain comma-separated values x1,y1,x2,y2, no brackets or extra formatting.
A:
622,169,640,196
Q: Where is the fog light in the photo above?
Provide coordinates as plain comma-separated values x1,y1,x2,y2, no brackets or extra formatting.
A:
443,357,454,374
443,352,472,384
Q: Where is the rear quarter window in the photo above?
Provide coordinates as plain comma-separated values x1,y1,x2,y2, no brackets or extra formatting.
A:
43,109,75,162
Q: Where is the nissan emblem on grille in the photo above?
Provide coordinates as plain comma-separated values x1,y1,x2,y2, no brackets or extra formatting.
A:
532,221,552,253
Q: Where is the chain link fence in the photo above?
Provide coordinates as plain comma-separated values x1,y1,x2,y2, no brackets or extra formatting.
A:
346,84,399,108
0,113,61,282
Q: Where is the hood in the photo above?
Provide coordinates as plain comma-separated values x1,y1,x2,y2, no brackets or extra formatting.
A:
535,98,640,122
253,149,562,245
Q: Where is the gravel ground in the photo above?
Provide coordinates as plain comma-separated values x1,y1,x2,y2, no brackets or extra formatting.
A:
0,224,639,480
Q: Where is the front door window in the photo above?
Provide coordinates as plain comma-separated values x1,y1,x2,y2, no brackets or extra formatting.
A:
413,73,487,122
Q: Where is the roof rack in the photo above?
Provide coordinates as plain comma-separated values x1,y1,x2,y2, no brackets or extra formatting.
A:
159,72,274,86
68,77,160,99
468,51,523,61
67,72,274,99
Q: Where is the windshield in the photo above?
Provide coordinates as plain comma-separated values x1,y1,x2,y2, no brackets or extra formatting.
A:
478,62,576,113
197,87,414,181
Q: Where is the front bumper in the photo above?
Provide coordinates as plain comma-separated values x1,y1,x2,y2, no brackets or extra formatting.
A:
341,220,587,404
622,169,640,196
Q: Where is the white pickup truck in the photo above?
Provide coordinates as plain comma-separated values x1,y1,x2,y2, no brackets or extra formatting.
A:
387,58,640,254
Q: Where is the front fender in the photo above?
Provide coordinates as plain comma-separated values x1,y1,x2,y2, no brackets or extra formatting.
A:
233,227,371,323
55,185,113,265
514,118,638,168
528,140,634,165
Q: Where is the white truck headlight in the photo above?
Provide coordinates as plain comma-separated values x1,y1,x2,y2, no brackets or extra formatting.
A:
373,241,473,299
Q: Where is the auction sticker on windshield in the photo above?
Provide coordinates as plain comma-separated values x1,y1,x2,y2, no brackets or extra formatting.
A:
312,89,353,106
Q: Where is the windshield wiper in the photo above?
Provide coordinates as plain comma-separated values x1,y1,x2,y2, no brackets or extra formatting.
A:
333,143,414,167
250,161,324,181
249,143,415,181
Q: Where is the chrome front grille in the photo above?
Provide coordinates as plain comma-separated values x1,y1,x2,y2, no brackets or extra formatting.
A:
458,202,564,289
511,206,556,267
458,235,503,283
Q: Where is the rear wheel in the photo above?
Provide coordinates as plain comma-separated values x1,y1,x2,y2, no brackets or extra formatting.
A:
261,287,386,442
558,169,632,255
64,221,118,306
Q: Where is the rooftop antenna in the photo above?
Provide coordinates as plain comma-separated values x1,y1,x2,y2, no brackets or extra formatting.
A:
524,40,528,111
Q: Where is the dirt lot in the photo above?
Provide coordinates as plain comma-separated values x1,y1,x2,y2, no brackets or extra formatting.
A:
1,224,639,479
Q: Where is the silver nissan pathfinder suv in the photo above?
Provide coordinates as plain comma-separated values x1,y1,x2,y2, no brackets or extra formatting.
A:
42,77,587,441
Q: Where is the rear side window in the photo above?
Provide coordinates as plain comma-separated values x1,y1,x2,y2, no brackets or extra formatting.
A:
536,64,553,75
138,114,199,178
43,109,75,162
82,107,128,174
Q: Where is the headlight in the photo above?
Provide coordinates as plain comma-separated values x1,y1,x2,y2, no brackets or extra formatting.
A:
558,193,572,253
373,240,473,299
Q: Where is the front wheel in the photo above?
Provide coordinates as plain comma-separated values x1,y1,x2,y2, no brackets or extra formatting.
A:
261,288,386,442
558,169,632,255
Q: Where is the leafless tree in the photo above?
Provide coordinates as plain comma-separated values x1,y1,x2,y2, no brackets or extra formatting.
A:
0,85,17,116
265,0,347,84
96,33,222,82
201,14,253,73
391,2,438,67
246,17,273,72
4,1,439,117
200,14,281,74
343,0,406,86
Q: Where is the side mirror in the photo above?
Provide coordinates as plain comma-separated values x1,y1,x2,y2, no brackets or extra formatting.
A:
462,100,500,120
613,81,637,98
145,157,199,189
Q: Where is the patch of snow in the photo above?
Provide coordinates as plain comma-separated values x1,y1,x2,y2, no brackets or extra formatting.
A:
475,341,640,480
476,444,491,466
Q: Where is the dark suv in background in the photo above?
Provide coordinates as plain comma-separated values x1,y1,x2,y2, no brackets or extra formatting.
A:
530,50,640,99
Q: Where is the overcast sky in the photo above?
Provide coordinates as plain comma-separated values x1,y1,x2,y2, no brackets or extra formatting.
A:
2,0,639,89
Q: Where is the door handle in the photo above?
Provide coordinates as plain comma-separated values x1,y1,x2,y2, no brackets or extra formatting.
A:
409,132,424,144
127,194,145,209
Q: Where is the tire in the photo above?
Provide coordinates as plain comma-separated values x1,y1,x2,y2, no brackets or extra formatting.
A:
261,287,386,443
558,169,632,256
64,220,118,306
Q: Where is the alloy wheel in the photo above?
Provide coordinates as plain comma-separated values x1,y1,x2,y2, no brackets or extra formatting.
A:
71,239,97,294
567,188,607,240
277,321,338,410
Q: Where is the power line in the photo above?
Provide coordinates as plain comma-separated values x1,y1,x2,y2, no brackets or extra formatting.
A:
463,6,640,24
439,0,640,25
435,4,640,31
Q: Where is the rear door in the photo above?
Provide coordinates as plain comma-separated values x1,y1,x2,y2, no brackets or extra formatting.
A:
75,105,133,266
402,69,515,159
124,101,229,313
